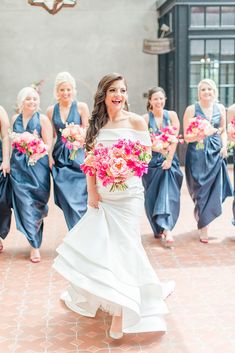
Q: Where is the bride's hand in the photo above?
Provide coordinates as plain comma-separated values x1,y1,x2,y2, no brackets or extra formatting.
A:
88,188,101,208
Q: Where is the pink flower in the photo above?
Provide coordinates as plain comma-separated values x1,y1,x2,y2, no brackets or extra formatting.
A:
185,116,212,149
60,123,86,160
9,130,48,166
81,139,151,192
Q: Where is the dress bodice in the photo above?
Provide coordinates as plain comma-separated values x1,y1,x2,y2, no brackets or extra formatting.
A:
194,102,220,128
13,112,42,136
96,128,151,147
148,110,170,133
52,101,82,136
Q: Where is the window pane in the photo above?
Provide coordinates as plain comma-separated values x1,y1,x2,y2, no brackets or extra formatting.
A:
191,40,204,57
189,88,198,104
190,6,204,27
206,7,220,27
219,87,234,107
221,6,235,27
221,40,235,85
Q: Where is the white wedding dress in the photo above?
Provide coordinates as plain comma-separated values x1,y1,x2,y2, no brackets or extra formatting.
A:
53,128,175,333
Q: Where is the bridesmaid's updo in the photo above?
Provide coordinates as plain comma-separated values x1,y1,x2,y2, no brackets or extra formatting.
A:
54,72,77,101
146,87,166,111
85,73,129,151
17,87,40,113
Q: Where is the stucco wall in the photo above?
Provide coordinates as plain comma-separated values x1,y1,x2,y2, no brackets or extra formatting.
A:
0,0,158,117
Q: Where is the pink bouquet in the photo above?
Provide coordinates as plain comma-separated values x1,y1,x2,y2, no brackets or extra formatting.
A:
60,123,86,160
227,119,235,153
10,130,48,166
150,126,183,157
81,139,151,191
185,116,212,149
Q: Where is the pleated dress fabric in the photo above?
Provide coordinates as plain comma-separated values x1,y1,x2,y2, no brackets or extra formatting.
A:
185,102,232,229
142,111,183,236
51,102,87,230
0,140,12,239
10,112,50,248
53,128,175,333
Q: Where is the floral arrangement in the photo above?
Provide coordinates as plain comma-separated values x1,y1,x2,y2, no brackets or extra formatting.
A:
150,126,183,157
60,122,86,160
227,119,235,154
185,116,212,149
81,139,151,191
10,130,48,166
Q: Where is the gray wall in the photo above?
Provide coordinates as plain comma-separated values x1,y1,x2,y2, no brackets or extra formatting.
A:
0,0,158,117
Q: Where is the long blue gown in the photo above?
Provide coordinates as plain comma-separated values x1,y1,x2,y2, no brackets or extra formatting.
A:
0,141,12,239
142,111,183,236
185,102,232,229
52,101,87,230
10,112,50,248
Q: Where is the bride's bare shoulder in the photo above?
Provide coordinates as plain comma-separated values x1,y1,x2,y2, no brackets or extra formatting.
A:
129,112,147,131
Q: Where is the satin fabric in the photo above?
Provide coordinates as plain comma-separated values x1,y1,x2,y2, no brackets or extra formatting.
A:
10,112,50,248
185,102,232,229
52,101,87,230
0,141,12,239
142,111,183,236
53,128,175,333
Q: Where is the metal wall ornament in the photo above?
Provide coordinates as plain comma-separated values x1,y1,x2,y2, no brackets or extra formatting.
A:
28,0,77,15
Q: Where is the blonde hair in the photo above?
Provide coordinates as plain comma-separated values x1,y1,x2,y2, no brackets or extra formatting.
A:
54,71,77,101
17,87,40,113
198,79,218,102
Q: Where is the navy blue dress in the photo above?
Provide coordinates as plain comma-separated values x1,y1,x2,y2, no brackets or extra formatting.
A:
142,111,183,236
52,102,87,230
185,102,232,229
0,141,12,239
10,112,50,248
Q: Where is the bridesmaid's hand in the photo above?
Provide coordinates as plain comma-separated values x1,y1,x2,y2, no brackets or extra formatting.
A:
220,146,227,159
0,161,10,177
49,157,55,170
161,158,172,170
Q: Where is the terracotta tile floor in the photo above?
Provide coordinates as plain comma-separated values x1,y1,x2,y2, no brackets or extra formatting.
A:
1,167,235,353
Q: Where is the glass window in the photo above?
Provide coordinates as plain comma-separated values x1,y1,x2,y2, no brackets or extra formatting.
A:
221,6,235,27
190,7,204,27
206,7,220,27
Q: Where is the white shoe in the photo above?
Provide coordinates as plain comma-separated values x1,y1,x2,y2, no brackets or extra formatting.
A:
109,330,123,339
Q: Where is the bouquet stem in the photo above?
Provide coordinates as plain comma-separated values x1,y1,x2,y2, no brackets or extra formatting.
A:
69,149,77,160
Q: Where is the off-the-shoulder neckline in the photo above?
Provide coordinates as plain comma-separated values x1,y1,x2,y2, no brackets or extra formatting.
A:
100,128,147,133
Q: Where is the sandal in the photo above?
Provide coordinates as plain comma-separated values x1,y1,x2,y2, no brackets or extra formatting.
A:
199,228,208,244
162,230,174,247
109,315,123,340
30,248,41,263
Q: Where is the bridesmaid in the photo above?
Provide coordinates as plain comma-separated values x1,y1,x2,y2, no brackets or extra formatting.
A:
11,87,53,262
0,105,12,251
142,87,183,246
47,72,89,230
183,79,232,243
227,103,235,225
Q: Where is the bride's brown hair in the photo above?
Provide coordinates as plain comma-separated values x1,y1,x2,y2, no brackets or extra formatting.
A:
85,73,129,151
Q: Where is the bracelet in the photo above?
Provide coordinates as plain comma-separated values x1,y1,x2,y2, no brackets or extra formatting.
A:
216,128,222,135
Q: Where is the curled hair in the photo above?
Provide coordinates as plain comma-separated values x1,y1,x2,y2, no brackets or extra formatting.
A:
54,71,77,101
198,79,218,102
17,87,40,113
85,73,128,151
146,86,166,111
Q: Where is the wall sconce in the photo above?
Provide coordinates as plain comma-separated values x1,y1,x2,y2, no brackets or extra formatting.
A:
28,0,77,15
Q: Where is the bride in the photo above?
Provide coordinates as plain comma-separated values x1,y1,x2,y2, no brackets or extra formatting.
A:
53,73,175,339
